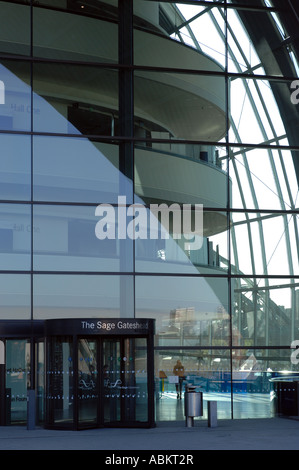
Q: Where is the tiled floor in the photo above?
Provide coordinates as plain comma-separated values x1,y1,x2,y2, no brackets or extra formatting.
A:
156,391,273,421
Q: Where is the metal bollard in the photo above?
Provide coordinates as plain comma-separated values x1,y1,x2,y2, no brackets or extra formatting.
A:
27,389,36,430
208,400,217,427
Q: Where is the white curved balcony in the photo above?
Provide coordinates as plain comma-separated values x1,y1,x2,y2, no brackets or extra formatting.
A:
135,147,229,237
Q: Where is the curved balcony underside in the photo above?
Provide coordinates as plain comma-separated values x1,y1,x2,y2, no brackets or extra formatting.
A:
1,4,227,141
135,148,229,236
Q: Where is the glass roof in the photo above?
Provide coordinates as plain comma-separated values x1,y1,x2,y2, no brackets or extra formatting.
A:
162,1,299,312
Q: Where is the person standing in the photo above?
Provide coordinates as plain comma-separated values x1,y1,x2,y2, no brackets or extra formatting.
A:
173,360,185,399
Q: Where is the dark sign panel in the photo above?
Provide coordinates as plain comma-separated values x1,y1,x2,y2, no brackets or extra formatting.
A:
45,318,155,336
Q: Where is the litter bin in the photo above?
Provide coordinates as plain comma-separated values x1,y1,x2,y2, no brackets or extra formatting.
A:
184,384,203,427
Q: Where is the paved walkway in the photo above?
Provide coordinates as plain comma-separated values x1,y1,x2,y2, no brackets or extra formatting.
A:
0,417,298,451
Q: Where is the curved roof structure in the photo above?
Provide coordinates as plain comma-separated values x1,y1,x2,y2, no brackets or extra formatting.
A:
155,0,299,345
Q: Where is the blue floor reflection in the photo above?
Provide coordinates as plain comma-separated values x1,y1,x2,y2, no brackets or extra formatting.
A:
156,391,272,421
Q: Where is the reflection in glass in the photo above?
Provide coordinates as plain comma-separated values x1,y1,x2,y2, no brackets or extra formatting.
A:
0,274,31,320
32,205,133,272
78,338,98,427
103,337,148,424
0,134,31,201
232,349,299,419
155,349,231,421
33,63,118,135
46,336,74,427
0,204,31,271
136,276,229,347
0,62,31,132
5,339,30,424
233,278,299,347
33,137,130,204
33,275,133,320
134,205,228,274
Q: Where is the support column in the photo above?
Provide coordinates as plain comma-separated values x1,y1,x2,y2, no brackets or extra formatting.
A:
0,341,5,425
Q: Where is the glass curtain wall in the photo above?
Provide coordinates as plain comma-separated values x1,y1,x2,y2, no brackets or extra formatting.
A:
0,0,298,423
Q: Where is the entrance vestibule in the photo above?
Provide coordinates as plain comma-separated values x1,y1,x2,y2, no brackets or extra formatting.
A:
45,318,155,430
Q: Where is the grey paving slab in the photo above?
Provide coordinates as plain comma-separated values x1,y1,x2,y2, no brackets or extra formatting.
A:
0,418,298,451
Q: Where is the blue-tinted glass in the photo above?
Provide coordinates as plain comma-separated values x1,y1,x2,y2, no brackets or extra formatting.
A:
0,274,31,320
0,134,31,200
33,136,132,203
0,204,31,271
33,205,133,272
33,274,133,319
136,275,229,346
0,62,31,132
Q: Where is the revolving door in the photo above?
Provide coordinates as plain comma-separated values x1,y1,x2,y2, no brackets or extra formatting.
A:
45,319,155,430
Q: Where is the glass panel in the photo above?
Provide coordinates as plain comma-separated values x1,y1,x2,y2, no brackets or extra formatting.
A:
0,134,31,201
0,2,30,56
134,70,226,144
33,137,131,204
136,276,229,347
33,275,133,319
134,142,229,273
130,338,148,423
0,274,31,320
33,5,118,61
233,278,299,347
0,61,31,132
134,144,228,208
155,349,231,422
134,205,228,274
46,336,74,427
36,0,119,21
78,338,98,427
102,337,148,424
232,348,299,419
228,77,296,146
102,338,121,423
6,339,31,424
33,205,133,272
227,9,264,74
37,340,45,425
33,63,118,135
135,2,225,67
228,8,298,78
0,204,31,271
229,146,298,211
231,212,298,276
271,147,299,211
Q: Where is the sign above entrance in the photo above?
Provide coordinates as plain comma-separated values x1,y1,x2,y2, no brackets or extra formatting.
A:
80,319,152,335
45,318,155,336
